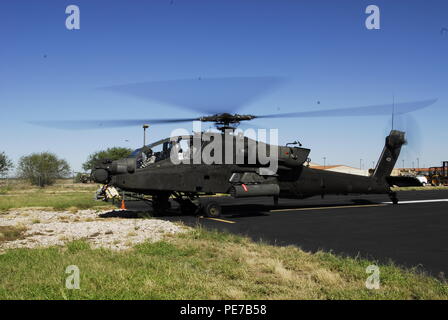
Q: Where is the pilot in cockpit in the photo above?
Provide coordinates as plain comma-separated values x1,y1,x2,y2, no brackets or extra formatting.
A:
138,146,156,168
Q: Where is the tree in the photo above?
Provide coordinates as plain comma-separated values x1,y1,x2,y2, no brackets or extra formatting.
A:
82,147,132,171
0,151,13,177
17,152,71,187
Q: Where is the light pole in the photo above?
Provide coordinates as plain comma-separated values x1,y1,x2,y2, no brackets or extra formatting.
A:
417,157,420,169
360,159,363,170
323,157,326,169
143,124,150,147
402,159,405,169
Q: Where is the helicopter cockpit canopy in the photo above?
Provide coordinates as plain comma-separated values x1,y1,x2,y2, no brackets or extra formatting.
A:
130,135,193,168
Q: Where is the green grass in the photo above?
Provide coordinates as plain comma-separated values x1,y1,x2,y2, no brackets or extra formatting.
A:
0,186,12,195
0,191,113,211
0,228,446,300
0,180,114,212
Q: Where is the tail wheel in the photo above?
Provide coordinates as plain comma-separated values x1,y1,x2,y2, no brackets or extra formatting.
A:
202,201,222,218
389,192,399,205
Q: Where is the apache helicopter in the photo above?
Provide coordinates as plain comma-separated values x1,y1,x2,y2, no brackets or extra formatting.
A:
33,77,437,217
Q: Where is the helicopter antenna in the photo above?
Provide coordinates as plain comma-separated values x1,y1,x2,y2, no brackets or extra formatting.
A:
391,95,395,130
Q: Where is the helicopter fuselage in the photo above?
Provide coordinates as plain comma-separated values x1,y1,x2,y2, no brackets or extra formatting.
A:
92,130,417,213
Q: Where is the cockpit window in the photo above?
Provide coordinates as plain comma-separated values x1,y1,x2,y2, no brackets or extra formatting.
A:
129,148,142,158
131,135,196,168
135,142,175,168
136,147,156,168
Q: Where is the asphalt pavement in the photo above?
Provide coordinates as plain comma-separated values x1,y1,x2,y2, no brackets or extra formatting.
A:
123,190,448,277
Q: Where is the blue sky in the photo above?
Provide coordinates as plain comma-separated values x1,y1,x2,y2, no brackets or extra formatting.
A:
1,0,447,172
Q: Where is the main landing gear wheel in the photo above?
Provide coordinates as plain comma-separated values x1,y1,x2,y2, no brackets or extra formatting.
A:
201,201,222,218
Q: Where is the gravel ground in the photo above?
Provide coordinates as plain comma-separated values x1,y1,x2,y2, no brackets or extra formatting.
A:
0,209,187,251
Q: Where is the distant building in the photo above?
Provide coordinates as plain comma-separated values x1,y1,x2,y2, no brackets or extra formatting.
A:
309,164,370,176
308,163,431,177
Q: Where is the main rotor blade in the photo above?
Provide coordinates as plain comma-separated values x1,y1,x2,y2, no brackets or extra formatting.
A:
30,99,437,130
255,99,437,119
99,76,287,114
29,117,199,129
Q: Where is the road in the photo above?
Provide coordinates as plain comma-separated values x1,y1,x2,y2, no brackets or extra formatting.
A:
123,190,448,277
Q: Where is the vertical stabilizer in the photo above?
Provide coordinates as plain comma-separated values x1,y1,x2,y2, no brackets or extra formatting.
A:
373,130,406,180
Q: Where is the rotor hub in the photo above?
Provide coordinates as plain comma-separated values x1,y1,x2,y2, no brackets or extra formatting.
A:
198,113,256,131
